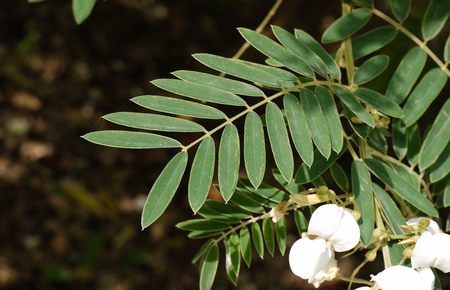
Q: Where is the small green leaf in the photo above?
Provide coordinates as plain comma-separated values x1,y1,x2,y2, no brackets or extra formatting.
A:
301,88,332,158
402,68,447,127
353,55,389,85
429,144,450,183
406,124,421,166
273,169,305,194
388,0,411,22
200,244,219,290
321,8,372,43
316,86,344,153
238,28,314,77
230,192,265,214
72,0,96,24
83,130,181,149
131,95,227,120
445,34,450,62
276,217,287,255
188,231,221,239
198,207,241,224
331,163,350,192
241,60,298,83
422,0,450,41
354,88,403,118
293,210,308,236
263,218,275,256
352,26,398,59
176,219,229,232
244,112,266,189
352,160,374,246
224,234,240,285
368,128,388,153
172,70,265,97
296,150,343,184
444,180,450,207
189,137,215,213
389,242,405,265
295,29,341,80
392,119,407,161
266,102,294,182
364,158,438,217
284,93,314,167
343,106,372,138
193,53,280,87
372,183,406,235
103,112,205,132
151,79,247,107
333,86,375,127
218,125,240,202
240,227,252,267
419,99,450,171
251,222,264,259
385,47,427,105
202,200,251,220
272,26,328,77
141,151,188,229
192,240,214,264
238,180,289,204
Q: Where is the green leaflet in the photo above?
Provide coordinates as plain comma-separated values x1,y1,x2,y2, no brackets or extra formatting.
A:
388,0,411,22
251,222,264,259
266,102,294,182
445,34,450,62
392,119,407,161
283,93,314,167
83,130,182,149
364,158,438,217
385,47,427,105
352,160,374,247
294,29,341,80
296,150,342,184
406,123,421,166
419,99,450,171
188,137,215,213
276,217,287,255
272,26,328,77
193,53,280,87
218,124,240,202
372,183,406,235
422,0,450,41
301,88,332,158
176,219,229,232
265,57,284,67
240,227,252,267
444,181,450,207
192,240,214,264
238,28,314,77
244,112,266,189
352,55,390,85
200,244,219,290
229,191,265,214
293,210,308,236
343,106,372,138
262,218,275,256
151,79,247,107
225,234,241,285
316,86,344,153
103,112,205,132
172,70,265,97
333,86,375,127
368,128,388,153
354,88,403,118
331,163,350,192
272,169,305,194
141,151,188,229
402,68,447,127
131,95,227,120
352,26,398,59
321,8,372,43
429,144,450,183
238,180,289,204
188,231,221,239
202,200,251,220
72,0,96,24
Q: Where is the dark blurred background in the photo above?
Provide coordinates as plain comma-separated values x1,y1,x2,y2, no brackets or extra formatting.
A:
0,1,448,289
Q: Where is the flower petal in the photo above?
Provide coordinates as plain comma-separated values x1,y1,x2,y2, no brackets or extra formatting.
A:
329,207,360,252
417,268,435,290
289,236,334,281
407,217,441,234
354,287,371,290
372,265,424,290
308,204,345,239
412,231,437,270
431,233,450,273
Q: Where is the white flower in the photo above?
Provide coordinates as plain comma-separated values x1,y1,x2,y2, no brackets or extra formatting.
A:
370,265,433,290
269,206,285,223
289,234,338,288
289,204,360,287
407,217,442,234
412,231,450,273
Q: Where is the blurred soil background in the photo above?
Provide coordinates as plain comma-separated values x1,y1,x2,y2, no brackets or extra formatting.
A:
0,1,448,289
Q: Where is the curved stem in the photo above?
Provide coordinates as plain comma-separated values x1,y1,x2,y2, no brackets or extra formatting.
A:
368,7,450,78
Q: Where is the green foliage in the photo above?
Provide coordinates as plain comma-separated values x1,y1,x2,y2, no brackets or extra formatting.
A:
83,1,450,288
72,0,97,24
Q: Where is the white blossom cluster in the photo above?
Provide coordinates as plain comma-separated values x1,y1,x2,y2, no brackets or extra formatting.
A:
286,205,450,289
